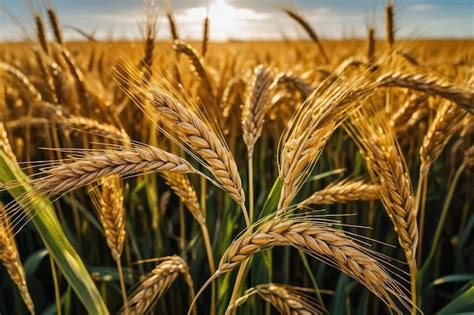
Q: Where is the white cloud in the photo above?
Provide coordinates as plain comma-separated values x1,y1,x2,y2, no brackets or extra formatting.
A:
411,4,437,11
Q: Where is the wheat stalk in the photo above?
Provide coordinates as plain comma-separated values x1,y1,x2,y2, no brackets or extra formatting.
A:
0,203,35,314
90,175,128,312
367,28,375,65
34,14,49,54
300,178,379,206
119,255,194,315
416,101,467,264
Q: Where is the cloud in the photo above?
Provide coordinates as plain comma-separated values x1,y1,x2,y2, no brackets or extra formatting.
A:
410,4,437,11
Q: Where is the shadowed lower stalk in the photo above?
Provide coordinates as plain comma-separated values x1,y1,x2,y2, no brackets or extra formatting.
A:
418,147,473,289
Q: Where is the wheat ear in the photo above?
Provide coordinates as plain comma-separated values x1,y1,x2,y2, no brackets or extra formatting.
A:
347,107,418,309
34,14,49,54
202,15,209,57
90,176,129,311
278,75,376,210
0,122,17,163
389,94,427,130
166,12,180,41
385,1,394,48
367,28,375,65
273,72,314,99
119,256,195,315
29,145,197,197
377,72,474,113
242,65,273,156
173,40,214,101
148,91,249,225
215,216,410,313
0,62,43,102
47,7,63,44
416,101,467,263
228,283,323,315
0,203,35,314
283,8,329,63
300,178,379,206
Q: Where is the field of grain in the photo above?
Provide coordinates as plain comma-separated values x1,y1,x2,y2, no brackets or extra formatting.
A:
0,2,473,315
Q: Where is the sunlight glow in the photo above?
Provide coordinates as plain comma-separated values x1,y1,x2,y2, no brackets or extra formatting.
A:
177,0,268,41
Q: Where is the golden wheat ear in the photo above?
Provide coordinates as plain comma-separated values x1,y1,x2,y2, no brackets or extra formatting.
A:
227,283,325,315
120,255,194,315
0,203,35,314
299,178,379,206
122,72,250,226
216,213,413,313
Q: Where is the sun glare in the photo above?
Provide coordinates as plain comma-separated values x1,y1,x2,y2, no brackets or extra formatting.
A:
208,0,238,40
180,0,265,40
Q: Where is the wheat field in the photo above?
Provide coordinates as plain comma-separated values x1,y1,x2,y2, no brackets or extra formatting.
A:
0,1,473,314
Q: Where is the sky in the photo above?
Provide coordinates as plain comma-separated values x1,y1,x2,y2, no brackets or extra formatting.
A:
0,0,473,41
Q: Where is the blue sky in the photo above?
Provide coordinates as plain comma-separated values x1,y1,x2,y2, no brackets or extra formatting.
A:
1,0,473,41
